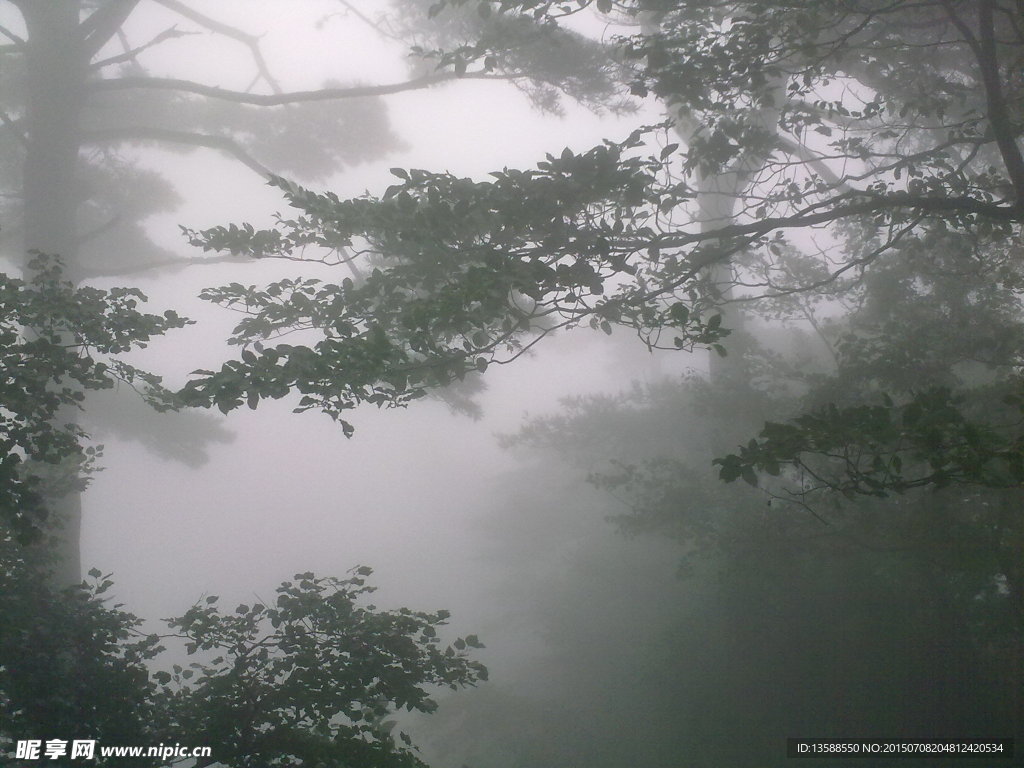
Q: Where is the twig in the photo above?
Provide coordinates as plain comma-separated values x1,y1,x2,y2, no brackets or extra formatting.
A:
152,0,283,94
92,25,197,69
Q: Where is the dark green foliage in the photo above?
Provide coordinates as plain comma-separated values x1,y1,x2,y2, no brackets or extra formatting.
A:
0,255,190,541
179,141,727,428
0,544,162,767
158,568,487,768
466,367,1019,766
0,552,486,768
181,0,1023,461
715,387,1024,496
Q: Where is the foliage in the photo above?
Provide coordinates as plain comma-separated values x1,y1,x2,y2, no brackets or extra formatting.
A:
175,11,1024,752
158,568,487,768
183,0,1022,476
0,551,486,768
395,0,631,114
0,255,189,541
477,373,1019,765
0,541,162,767
715,386,1024,498
179,151,724,432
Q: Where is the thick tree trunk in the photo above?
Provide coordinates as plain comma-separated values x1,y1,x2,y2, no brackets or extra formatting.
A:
20,1,87,588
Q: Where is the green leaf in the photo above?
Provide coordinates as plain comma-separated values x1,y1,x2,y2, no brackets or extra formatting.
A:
740,465,759,487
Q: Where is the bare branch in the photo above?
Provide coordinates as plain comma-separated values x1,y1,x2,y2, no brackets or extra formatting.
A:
82,127,273,178
0,20,26,47
80,0,142,60
91,25,197,69
87,71,514,105
331,1,405,44
152,0,282,93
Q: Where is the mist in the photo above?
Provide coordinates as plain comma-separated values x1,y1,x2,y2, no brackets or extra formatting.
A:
1,2,1020,767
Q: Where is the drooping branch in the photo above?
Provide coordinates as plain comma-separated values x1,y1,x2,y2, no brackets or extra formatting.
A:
82,126,273,178
86,71,515,105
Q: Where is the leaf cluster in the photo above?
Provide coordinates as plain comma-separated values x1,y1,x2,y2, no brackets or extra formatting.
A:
0,551,163,767
0,552,486,768
157,567,486,767
715,387,1024,498
0,255,190,541
179,140,727,431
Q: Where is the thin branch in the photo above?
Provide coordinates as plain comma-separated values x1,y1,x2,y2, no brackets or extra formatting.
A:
91,25,197,69
333,1,405,45
86,71,515,105
741,215,924,301
152,0,282,94
82,127,273,178
643,192,1019,257
774,135,849,191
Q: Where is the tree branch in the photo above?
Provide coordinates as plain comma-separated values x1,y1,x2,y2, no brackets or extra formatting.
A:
91,25,197,70
79,0,142,60
82,127,273,178
80,252,255,280
975,0,1024,206
333,1,406,44
645,192,1019,255
86,71,515,105
0,20,26,47
941,0,1024,207
151,0,283,93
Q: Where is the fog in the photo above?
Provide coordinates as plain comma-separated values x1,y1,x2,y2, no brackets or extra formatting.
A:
68,2,654,612
2,2,1020,767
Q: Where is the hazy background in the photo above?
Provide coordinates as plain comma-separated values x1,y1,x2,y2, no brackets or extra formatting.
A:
59,0,679,685
7,3,1017,766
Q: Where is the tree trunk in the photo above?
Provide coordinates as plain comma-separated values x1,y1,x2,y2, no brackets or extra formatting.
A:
20,1,87,588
